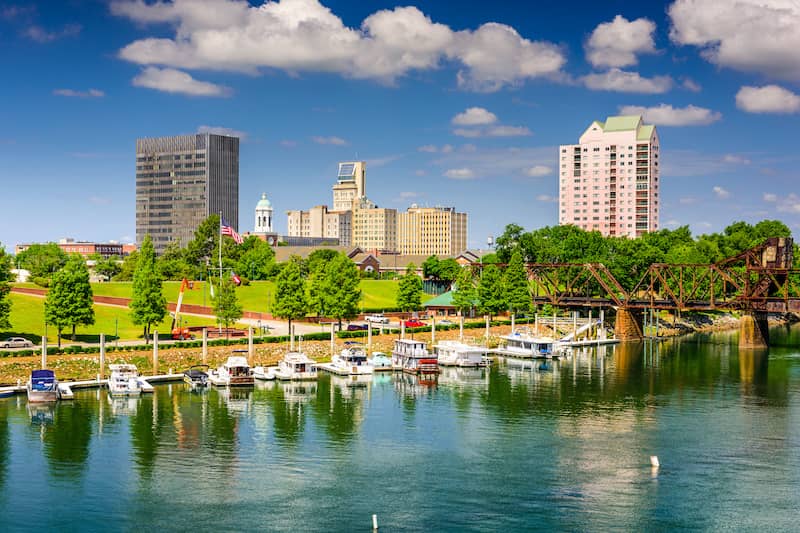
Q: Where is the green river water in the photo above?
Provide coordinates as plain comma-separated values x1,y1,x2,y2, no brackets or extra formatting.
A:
1,327,800,531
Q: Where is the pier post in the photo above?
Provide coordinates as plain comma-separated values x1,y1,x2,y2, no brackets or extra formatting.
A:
485,315,490,339
588,309,593,339
573,312,577,339
99,333,105,379
459,312,464,341
431,316,436,345
401,320,405,340
740,311,769,348
615,308,644,341
153,330,159,375
535,313,539,334
330,323,335,357
41,336,47,369
368,322,372,352
202,328,208,364
511,313,515,333
248,326,253,364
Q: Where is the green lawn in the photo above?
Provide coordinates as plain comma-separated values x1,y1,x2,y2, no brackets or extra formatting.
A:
2,293,222,344
15,279,430,312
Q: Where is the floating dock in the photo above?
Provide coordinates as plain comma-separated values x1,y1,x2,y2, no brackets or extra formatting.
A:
0,373,184,398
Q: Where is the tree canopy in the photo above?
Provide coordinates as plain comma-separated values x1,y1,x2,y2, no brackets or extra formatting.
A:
44,254,95,345
451,267,477,316
504,249,531,315
477,264,505,319
129,235,167,342
0,244,12,330
272,256,307,333
396,264,423,312
16,243,68,284
322,253,362,328
213,276,243,337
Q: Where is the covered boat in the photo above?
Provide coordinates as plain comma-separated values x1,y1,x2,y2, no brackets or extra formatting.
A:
27,369,59,402
183,364,209,388
108,364,143,396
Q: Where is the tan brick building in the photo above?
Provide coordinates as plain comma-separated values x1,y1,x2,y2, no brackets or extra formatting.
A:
397,205,467,256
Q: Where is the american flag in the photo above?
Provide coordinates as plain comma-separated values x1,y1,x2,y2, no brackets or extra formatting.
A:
221,218,243,244
231,272,242,286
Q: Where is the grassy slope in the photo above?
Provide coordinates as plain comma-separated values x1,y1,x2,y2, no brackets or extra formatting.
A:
3,293,222,343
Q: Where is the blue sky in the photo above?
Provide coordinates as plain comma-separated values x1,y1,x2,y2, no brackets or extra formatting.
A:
2,0,800,252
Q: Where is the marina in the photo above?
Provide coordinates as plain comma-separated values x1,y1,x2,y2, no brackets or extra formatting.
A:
316,342,374,376
1,329,800,530
391,338,438,374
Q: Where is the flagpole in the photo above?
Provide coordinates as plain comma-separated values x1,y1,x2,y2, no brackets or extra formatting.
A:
218,210,223,335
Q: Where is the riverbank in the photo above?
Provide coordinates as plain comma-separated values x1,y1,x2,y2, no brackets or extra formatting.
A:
654,311,798,337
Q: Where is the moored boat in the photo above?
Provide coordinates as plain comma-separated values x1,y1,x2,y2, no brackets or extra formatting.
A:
318,343,374,376
368,352,393,371
272,352,318,381
433,341,487,367
27,369,60,402
183,364,209,388
107,364,143,396
391,339,438,375
497,331,567,359
210,356,254,386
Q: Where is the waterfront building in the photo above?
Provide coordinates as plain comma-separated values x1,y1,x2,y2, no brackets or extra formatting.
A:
559,115,659,237
15,238,129,258
332,161,366,211
397,205,468,256
352,197,397,252
286,205,351,247
135,133,239,254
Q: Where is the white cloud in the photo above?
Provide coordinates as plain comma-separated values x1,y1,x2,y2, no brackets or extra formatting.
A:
762,192,800,213
735,85,800,114
682,77,701,92
618,103,721,126
53,88,104,98
582,68,673,93
679,196,697,205
444,168,476,180
665,219,681,228
311,135,348,146
536,194,557,203
452,107,497,126
414,169,427,176
132,66,230,96
763,193,778,202
112,0,565,92
440,144,454,154
721,154,750,165
486,125,531,137
279,140,297,148
25,24,81,43
669,0,800,81
89,196,111,206
197,125,246,139
585,15,657,68
453,128,484,138
399,191,420,199
418,144,438,153
712,186,731,199
524,165,551,178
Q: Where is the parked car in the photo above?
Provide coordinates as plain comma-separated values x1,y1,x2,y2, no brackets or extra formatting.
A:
365,314,390,324
347,323,369,331
438,319,454,326
404,319,425,328
1,337,34,349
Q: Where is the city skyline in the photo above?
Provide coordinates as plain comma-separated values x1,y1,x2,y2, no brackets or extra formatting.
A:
2,0,800,252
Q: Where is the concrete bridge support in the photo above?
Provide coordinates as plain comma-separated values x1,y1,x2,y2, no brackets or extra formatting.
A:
615,308,644,341
740,311,769,348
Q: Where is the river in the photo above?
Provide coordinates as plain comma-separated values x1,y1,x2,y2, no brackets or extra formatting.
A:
1,328,799,531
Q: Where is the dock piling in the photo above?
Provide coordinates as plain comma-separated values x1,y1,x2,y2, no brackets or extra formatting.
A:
153,330,159,375
202,328,208,364
372,514,378,530
99,333,105,379
41,336,47,369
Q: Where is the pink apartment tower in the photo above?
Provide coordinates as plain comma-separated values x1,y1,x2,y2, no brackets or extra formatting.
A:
559,115,660,238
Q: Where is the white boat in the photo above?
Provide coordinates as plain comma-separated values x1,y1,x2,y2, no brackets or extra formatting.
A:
391,339,438,375
252,365,276,381
433,341,487,367
107,364,143,396
183,364,209,388
318,343,374,376
210,356,255,386
368,352,393,371
498,331,567,359
27,369,60,402
272,352,318,381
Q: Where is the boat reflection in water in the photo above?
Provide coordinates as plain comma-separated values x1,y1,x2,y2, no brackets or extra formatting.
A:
28,403,56,425
216,386,254,415
394,371,437,398
279,381,318,403
437,366,489,391
107,395,140,416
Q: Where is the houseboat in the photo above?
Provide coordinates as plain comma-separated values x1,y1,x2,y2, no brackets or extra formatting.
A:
272,352,318,381
318,343,374,376
107,364,143,396
498,331,567,359
433,341,487,367
391,339,438,375
27,369,60,402
209,356,255,386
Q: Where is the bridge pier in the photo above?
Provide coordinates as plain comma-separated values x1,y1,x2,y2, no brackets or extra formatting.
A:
615,308,644,341
740,311,769,348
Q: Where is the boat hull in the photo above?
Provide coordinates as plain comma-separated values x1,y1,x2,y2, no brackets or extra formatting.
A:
27,388,59,403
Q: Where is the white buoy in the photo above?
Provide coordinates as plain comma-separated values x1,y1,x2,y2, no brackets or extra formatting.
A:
650,455,660,468
372,514,378,530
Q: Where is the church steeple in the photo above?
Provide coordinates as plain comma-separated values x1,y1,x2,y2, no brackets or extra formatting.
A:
254,192,273,233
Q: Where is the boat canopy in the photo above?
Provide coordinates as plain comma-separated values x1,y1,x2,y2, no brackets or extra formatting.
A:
31,369,55,380
225,356,250,368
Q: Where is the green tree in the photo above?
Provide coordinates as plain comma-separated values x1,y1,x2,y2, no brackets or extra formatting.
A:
477,264,505,320
156,243,191,280
503,250,531,315
0,244,12,330
236,237,276,281
324,254,362,329
113,250,139,281
495,223,525,263
129,235,166,343
271,257,307,336
93,254,122,281
44,255,95,346
422,255,440,279
306,262,328,317
305,248,340,277
185,214,220,268
16,243,68,282
437,258,462,283
451,267,477,316
213,277,243,338
396,264,423,312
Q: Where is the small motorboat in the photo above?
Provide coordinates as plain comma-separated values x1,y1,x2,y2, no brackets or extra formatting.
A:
369,352,393,371
252,365,276,381
107,364,143,396
272,352,318,381
210,356,254,386
183,364,209,388
27,369,60,402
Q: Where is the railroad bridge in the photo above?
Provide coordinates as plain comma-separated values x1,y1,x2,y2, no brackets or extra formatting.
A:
506,237,797,348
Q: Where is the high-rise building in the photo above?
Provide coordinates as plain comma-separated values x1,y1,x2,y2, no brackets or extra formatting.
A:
136,133,239,254
286,205,352,247
332,161,366,211
352,197,397,252
397,205,468,256
559,115,659,238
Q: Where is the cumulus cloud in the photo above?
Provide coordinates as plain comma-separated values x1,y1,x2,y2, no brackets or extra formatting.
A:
452,128,483,138
197,125,246,139
669,0,800,81
418,144,453,153
763,193,778,202
524,165,552,178
444,168,476,180
582,68,673,93
536,194,557,203
585,15,657,68
486,125,531,137
682,77,701,92
111,0,565,93
712,186,730,199
618,103,721,126
53,88,105,98
311,135,348,145
452,107,497,126
132,67,230,96
735,85,800,114
763,192,800,213
25,23,81,43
